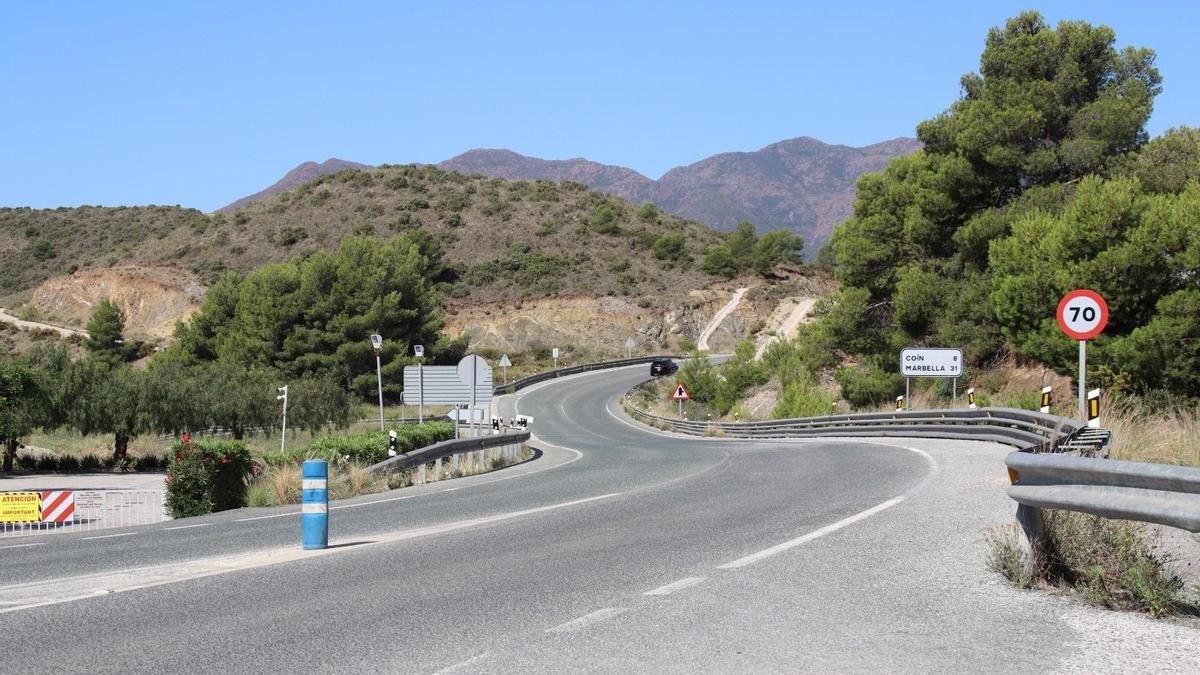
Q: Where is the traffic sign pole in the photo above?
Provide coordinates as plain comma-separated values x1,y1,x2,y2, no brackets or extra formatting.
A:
1056,290,1108,422
1079,340,1086,420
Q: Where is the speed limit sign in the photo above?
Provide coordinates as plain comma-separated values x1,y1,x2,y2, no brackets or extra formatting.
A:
1057,289,1108,340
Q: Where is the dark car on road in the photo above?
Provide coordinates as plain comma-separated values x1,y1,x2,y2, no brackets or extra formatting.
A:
650,359,678,377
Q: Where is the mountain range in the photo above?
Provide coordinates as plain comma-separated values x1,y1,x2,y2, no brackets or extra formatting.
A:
219,136,921,252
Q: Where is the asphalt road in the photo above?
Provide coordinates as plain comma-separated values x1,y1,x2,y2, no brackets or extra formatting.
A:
2,365,1197,673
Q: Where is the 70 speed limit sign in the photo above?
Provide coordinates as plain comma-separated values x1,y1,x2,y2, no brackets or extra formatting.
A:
1057,289,1109,340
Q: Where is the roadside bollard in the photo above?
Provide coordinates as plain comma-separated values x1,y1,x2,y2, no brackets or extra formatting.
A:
302,459,328,550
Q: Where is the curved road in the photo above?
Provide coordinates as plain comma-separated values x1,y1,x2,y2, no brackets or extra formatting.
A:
2,366,1196,672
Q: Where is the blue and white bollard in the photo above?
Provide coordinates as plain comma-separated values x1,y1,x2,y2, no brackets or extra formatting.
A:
301,459,328,550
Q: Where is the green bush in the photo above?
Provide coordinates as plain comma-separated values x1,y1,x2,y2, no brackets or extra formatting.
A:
134,454,163,471
58,455,81,472
35,455,59,471
165,440,252,518
80,454,103,470
296,421,454,465
835,364,904,409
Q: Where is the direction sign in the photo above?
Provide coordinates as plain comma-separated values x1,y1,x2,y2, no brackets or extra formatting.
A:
624,337,635,349
498,354,512,368
1057,289,1108,340
671,382,691,401
900,348,963,377
552,347,559,359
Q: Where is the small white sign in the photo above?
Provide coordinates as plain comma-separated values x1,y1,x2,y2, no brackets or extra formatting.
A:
552,347,559,359
901,348,963,377
413,344,424,358
625,337,636,349
498,354,512,368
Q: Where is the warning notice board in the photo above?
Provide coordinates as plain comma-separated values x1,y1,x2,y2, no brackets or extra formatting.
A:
0,492,42,523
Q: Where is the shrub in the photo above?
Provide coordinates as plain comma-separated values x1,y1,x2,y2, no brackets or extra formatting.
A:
35,455,59,471
988,512,1190,617
58,455,81,472
165,440,252,518
134,454,163,471
296,422,454,466
80,454,103,470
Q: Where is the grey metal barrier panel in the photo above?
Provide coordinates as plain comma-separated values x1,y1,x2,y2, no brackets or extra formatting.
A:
367,431,531,473
1005,451,1200,532
627,405,1068,449
1006,452,1200,493
495,356,683,395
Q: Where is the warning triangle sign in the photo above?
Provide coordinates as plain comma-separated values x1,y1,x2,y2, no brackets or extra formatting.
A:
671,382,691,401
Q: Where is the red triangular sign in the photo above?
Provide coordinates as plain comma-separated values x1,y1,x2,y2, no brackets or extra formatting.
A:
671,382,691,401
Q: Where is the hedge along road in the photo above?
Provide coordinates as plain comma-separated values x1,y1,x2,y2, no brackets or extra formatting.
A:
1,365,1195,673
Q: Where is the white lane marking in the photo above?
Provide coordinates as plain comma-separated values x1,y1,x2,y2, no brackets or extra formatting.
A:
717,496,905,570
162,524,209,531
332,495,415,510
545,607,629,634
0,492,622,615
0,542,45,550
441,488,459,492
643,576,706,596
432,652,491,674
235,511,299,522
81,532,137,541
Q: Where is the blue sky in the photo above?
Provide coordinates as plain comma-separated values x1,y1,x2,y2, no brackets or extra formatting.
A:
2,1,1196,212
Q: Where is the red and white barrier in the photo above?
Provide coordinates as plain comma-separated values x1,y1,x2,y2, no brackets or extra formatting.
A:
40,490,75,523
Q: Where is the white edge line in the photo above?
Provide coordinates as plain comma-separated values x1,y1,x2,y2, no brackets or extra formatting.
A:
235,511,299,522
718,496,905,570
81,532,137,541
162,523,209,531
432,652,491,674
643,576,706,596
545,607,629,634
0,542,45,550
0,492,623,615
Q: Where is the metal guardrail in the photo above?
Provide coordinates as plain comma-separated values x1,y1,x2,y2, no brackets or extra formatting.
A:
366,431,531,482
1006,452,1200,533
625,404,1088,451
495,356,682,396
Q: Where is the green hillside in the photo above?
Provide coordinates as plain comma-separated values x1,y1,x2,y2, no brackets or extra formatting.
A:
1,165,734,306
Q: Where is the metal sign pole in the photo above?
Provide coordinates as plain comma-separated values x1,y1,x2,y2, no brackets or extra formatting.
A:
905,378,910,411
418,361,424,424
1079,340,1086,421
953,377,957,404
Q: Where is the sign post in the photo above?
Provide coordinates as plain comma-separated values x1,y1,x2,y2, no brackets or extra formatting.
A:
625,336,635,359
671,381,691,419
498,353,511,384
900,348,963,410
1056,290,1109,420
414,344,424,423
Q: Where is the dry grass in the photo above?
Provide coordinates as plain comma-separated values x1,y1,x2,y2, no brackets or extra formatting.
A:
988,512,1192,617
1104,396,1200,467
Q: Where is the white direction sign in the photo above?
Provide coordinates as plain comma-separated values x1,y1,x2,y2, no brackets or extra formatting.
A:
901,348,963,378
498,354,512,368
551,347,560,359
624,337,635,349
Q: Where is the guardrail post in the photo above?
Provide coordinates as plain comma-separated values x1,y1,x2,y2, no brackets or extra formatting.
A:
1015,503,1045,574
301,459,328,550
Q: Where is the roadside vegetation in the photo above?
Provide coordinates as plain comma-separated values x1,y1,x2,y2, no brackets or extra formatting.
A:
987,513,1196,618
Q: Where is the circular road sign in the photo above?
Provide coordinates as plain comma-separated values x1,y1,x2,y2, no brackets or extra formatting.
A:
1056,289,1109,340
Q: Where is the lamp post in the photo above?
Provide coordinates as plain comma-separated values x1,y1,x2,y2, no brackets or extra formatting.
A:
370,334,384,431
414,344,425,423
276,385,288,453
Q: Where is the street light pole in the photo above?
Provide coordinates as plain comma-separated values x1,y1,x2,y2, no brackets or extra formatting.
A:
277,385,288,454
370,334,384,431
